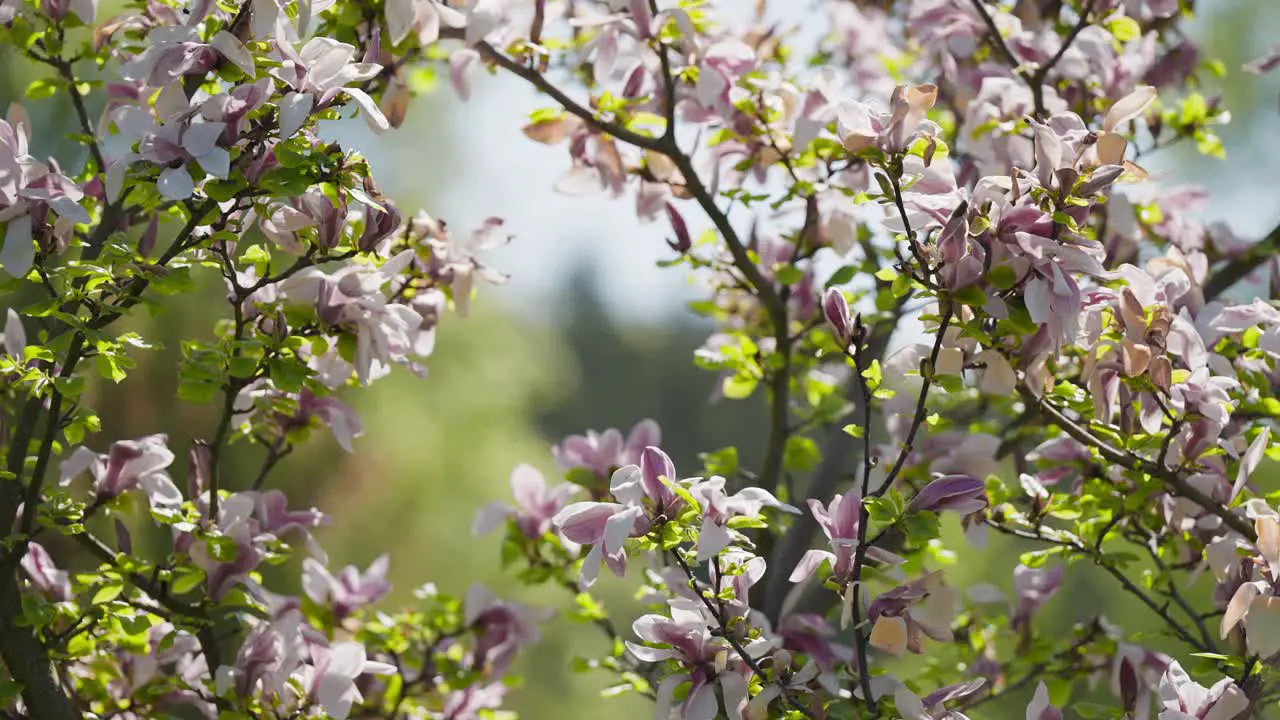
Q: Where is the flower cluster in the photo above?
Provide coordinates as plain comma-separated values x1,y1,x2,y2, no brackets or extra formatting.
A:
0,0,1277,719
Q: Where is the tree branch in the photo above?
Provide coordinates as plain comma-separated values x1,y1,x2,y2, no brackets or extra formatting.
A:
1018,385,1257,541
1202,221,1280,301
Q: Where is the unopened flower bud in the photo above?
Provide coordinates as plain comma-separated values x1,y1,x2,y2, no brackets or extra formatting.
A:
822,288,853,346
665,202,691,253
910,474,988,515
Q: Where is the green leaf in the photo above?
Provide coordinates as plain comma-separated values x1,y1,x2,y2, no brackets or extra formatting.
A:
890,273,911,299
952,284,986,307
826,265,857,288
25,78,59,100
783,436,821,472
95,355,128,383
722,372,758,400
91,582,124,604
774,265,803,286
170,570,205,596
1106,15,1141,42
987,265,1017,290
861,359,882,389
701,447,739,477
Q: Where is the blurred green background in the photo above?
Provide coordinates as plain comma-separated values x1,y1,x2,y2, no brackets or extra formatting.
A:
3,2,1280,718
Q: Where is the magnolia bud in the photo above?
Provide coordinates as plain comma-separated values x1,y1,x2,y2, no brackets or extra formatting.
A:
665,202,691,253
910,475,988,515
823,288,853,346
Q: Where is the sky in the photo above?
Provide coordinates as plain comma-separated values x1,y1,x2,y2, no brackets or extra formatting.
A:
334,1,1280,325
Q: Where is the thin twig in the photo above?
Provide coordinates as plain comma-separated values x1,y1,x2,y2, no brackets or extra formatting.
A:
1018,385,1257,541
669,550,816,719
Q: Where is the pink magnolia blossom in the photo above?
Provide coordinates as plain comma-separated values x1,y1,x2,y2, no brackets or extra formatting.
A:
1155,661,1249,720
552,418,660,481
59,434,183,515
302,555,391,620
464,584,551,675
472,463,580,541
20,542,71,602
271,37,389,139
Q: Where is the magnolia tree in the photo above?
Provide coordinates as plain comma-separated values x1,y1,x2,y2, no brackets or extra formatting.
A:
2,0,1280,717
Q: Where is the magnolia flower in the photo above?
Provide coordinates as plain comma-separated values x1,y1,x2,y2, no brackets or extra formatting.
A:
293,388,365,452
472,464,580,542
40,0,96,23
20,542,71,602
1155,661,1249,720
385,0,465,46
281,250,424,384
1012,563,1064,631
259,185,348,254
1095,86,1157,169
127,622,207,691
552,418,660,482
553,447,683,587
302,641,396,720
441,682,507,720
121,27,254,87
1219,515,1280,657
894,678,985,720
215,597,305,702
626,598,750,720
868,571,959,656
689,475,798,560
789,491,901,589
110,105,232,201
302,555,391,620
201,77,273,144
777,614,854,679
837,84,940,155
421,215,512,316
59,434,183,515
1,106,90,276
272,37,389,139
465,584,551,675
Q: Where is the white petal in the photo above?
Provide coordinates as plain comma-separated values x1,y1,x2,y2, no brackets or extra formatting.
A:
893,685,929,720
4,308,25,356
181,122,226,157
696,520,732,561
385,0,416,44
1104,86,1157,132
47,196,91,225
339,88,389,134
1244,595,1280,658
156,167,195,200
686,683,718,720
0,215,34,277
624,642,680,662
1231,428,1271,502
197,147,231,180
211,31,256,77
278,92,314,140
